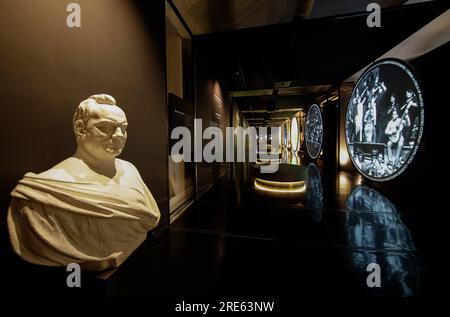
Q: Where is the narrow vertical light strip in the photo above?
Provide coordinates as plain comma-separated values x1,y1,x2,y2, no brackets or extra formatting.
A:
291,117,299,152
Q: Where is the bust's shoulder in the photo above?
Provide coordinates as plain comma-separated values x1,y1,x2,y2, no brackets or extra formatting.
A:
36,157,83,181
117,159,147,185
117,159,140,174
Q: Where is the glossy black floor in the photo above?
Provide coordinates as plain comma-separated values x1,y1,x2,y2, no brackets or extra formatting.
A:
2,160,445,305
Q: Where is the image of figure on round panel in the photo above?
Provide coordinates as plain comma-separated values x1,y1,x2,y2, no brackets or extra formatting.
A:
345,59,424,181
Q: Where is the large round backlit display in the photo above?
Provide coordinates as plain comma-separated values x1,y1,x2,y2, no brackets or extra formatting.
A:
291,117,299,152
345,59,424,181
305,104,323,159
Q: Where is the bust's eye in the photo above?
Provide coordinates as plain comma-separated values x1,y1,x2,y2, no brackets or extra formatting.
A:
96,124,114,134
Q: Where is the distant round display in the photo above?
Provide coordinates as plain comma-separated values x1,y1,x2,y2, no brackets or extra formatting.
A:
291,117,299,152
345,59,424,181
305,104,323,159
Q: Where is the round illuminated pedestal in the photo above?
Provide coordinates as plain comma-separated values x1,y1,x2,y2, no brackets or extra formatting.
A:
254,164,306,195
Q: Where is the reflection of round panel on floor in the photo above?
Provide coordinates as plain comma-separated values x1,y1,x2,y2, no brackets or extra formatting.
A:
306,163,323,210
345,58,424,182
305,104,323,159
344,185,419,297
345,185,416,251
346,185,396,213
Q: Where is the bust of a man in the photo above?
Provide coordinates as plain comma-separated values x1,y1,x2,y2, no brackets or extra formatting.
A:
7,94,160,271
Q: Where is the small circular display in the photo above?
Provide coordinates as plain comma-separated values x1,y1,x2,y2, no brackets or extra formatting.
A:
291,117,299,152
305,104,323,159
345,59,424,181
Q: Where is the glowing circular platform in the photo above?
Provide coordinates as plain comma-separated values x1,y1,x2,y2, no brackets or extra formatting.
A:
254,164,306,194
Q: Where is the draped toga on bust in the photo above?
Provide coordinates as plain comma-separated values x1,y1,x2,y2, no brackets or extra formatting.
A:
7,159,160,271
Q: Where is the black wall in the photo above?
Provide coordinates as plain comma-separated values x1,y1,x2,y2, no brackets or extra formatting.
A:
0,0,169,259
194,38,232,198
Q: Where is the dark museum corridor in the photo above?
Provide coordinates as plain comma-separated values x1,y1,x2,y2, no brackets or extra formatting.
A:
1,0,449,309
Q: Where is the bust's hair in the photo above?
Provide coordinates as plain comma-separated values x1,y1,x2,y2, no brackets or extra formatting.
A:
73,94,118,126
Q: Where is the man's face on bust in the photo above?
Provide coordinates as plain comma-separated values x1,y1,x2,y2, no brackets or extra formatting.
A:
81,104,128,160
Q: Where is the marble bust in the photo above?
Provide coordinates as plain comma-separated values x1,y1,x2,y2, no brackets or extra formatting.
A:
7,94,161,271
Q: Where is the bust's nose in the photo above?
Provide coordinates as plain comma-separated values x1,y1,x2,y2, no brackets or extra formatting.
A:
112,127,125,140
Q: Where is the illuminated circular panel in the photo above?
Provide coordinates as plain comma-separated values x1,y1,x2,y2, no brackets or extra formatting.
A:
290,117,299,152
345,59,424,182
305,104,323,159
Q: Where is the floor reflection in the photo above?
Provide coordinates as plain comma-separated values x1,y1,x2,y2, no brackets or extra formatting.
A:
345,185,421,297
168,162,430,298
345,186,415,251
306,163,323,221
251,162,326,222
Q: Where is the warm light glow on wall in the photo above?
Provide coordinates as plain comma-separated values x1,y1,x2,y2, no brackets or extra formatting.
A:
337,172,359,196
339,146,350,166
213,80,223,101
356,175,363,186
339,173,350,187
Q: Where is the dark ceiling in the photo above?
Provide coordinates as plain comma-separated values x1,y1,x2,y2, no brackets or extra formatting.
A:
172,0,419,35
189,1,448,126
